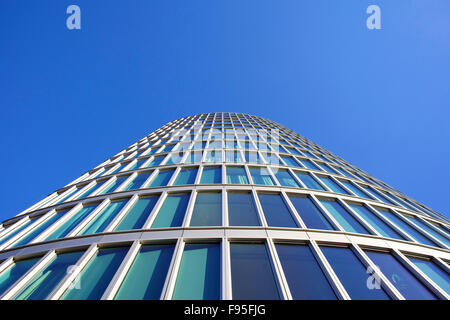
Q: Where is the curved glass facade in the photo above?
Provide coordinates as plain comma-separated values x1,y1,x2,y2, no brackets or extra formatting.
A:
0,112,448,300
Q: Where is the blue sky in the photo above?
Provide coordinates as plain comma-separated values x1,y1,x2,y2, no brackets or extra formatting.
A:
0,0,449,221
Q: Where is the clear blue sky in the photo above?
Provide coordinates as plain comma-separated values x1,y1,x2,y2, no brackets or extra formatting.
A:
1,0,449,221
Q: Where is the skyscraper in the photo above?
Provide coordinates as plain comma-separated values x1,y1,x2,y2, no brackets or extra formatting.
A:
0,113,448,300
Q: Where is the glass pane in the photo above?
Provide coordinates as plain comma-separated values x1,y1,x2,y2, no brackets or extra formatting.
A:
172,243,220,300
349,204,405,240
148,170,174,187
365,251,437,300
14,251,84,300
0,256,41,296
225,151,242,163
340,180,372,199
376,209,438,247
230,243,280,299
408,257,450,295
274,169,300,188
299,159,320,170
173,168,198,185
190,193,222,226
281,156,300,167
259,194,297,228
151,194,190,228
115,244,175,300
318,176,349,194
249,167,274,186
122,172,152,191
0,218,37,246
79,200,128,235
146,156,164,167
200,167,221,184
54,188,78,204
115,197,159,231
276,244,337,299
320,200,369,234
406,217,450,247
295,172,324,190
228,193,261,226
46,204,98,241
321,246,390,300
12,210,70,248
63,247,128,300
76,181,106,200
226,167,249,184
205,150,222,163
98,176,129,195
289,196,334,230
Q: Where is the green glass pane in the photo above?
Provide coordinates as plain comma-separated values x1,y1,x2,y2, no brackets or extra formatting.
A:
115,244,175,300
79,200,128,235
249,167,274,186
14,251,84,300
0,256,41,296
173,168,198,185
200,167,221,184
0,218,37,246
148,170,174,187
151,194,190,228
190,193,222,226
122,172,151,191
115,197,158,231
409,257,450,295
226,167,249,184
172,244,220,300
63,247,128,300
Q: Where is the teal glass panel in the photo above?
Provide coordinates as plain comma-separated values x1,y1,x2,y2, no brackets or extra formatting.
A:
79,200,128,235
14,251,84,300
54,188,78,204
276,244,337,299
289,196,334,230
0,218,37,246
244,151,262,163
190,193,222,226
12,210,69,248
115,197,159,231
407,217,450,247
98,176,129,195
320,200,369,234
146,156,164,167
321,246,390,300
151,194,190,228
115,244,175,300
46,204,98,241
295,172,324,190
286,147,301,155
349,204,405,240
228,192,261,226
340,180,372,199
249,167,275,185
226,167,249,184
185,151,202,163
365,251,437,300
320,163,339,174
409,257,450,295
281,156,300,167
122,172,152,191
172,244,220,300
199,167,221,184
376,209,439,247
63,247,128,300
225,151,242,163
148,170,174,187
165,152,184,165
259,194,297,228
230,243,280,299
205,150,222,162
274,169,300,188
76,181,106,199
0,256,41,296
318,176,349,194
125,159,145,171
299,159,320,170
173,168,198,185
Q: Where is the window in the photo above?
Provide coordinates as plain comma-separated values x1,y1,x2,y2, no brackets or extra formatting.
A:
173,167,198,185
205,150,222,162
274,169,300,188
115,196,159,231
151,194,190,228
365,251,437,300
225,151,242,163
258,194,297,228
289,196,334,230
226,167,249,184
228,192,260,226
98,176,129,195
172,243,221,300
190,193,222,226
115,244,175,300
14,251,85,300
148,169,174,187
249,167,274,186
79,199,128,235
200,167,222,184
146,156,165,167
122,172,152,191
408,256,450,295
321,246,390,300
46,204,98,241
299,159,320,170
0,256,42,296
295,172,324,190
318,176,349,194
406,216,450,247
320,200,369,234
281,156,300,167
63,247,128,300
0,217,38,246
230,243,280,299
339,180,372,199
275,244,337,299
76,181,106,199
